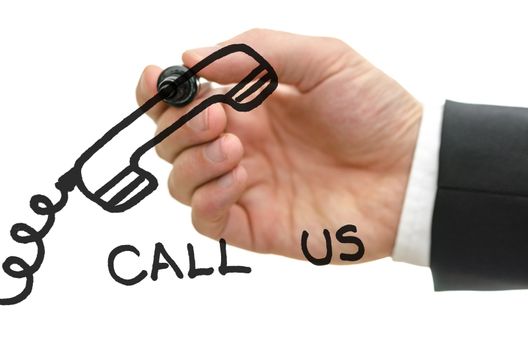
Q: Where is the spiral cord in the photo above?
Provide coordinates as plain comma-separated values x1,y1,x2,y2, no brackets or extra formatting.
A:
0,173,73,305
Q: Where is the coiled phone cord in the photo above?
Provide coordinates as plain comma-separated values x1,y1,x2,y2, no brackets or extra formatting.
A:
0,169,76,305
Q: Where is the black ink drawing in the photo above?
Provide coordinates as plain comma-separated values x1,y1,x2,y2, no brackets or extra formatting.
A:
108,238,252,286
301,224,365,265
0,44,278,305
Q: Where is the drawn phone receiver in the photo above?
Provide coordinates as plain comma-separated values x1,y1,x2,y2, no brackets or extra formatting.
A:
71,44,278,212
0,44,277,306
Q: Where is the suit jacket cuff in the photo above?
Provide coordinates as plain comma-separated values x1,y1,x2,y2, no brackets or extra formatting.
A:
431,100,528,290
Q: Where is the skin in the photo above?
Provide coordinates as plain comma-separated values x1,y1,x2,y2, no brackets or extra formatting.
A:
136,29,422,264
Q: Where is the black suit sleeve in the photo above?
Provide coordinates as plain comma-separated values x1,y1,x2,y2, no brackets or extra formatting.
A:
431,100,528,290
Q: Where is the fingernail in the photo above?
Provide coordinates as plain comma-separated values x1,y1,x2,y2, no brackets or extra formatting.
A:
188,108,209,132
217,171,234,188
204,136,227,163
186,46,220,59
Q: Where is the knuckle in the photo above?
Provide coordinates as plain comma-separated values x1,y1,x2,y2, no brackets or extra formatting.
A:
192,192,215,219
319,36,351,55
167,171,190,205
329,37,349,50
319,36,350,50
244,27,268,40
190,201,210,235
191,206,223,239
154,143,169,162
190,211,206,235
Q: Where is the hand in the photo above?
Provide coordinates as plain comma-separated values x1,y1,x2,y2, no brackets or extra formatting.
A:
136,29,422,263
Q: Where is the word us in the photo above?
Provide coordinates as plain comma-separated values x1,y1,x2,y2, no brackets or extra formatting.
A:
301,224,365,265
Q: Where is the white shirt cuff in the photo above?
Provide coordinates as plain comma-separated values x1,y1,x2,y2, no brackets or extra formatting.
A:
392,102,444,266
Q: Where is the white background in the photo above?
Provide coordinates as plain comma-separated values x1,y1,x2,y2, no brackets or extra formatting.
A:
1,0,527,348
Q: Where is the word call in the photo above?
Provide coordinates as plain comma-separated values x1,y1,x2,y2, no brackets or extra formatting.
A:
108,238,251,285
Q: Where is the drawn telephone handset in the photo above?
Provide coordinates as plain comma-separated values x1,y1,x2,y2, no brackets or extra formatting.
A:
0,44,278,305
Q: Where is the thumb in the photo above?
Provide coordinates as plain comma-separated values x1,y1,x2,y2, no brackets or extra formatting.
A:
182,28,359,92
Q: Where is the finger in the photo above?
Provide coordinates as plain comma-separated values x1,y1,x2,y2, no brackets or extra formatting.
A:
168,133,243,204
155,100,227,163
191,165,255,250
135,65,169,121
182,28,357,92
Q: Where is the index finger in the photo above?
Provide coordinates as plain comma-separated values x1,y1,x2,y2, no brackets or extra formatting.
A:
135,65,169,122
